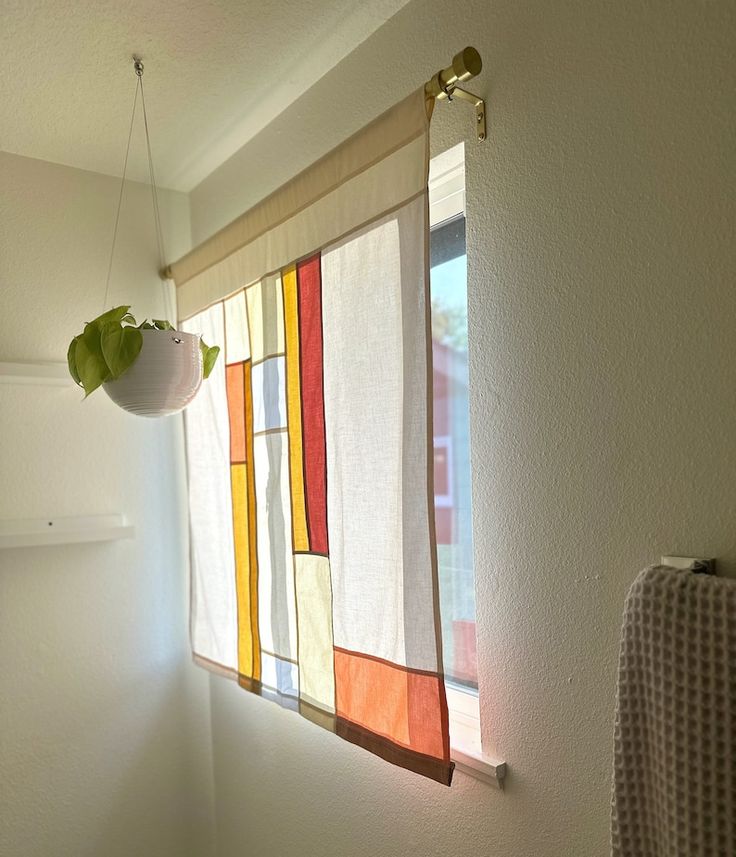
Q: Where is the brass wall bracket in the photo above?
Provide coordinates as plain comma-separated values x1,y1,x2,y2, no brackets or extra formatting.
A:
425,47,487,142
446,86,486,142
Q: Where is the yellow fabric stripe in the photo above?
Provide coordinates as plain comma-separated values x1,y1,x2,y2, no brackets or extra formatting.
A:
244,361,261,681
231,462,253,677
282,266,309,552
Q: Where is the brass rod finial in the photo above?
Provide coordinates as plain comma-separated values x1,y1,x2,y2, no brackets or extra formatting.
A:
425,46,482,100
425,47,487,142
452,47,482,83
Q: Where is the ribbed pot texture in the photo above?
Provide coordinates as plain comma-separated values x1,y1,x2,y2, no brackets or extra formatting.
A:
103,329,203,417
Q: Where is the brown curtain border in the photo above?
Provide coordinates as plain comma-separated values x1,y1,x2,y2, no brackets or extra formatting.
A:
194,653,336,727
337,718,454,787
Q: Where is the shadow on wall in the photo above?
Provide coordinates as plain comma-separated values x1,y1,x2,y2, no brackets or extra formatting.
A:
86,668,201,857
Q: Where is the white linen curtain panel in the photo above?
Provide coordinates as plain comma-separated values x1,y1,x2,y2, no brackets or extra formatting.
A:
169,90,454,785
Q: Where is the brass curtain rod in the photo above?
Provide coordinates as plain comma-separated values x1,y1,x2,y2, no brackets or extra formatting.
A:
425,46,486,142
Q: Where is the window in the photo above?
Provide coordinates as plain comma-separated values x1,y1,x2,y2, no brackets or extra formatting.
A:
429,144,484,765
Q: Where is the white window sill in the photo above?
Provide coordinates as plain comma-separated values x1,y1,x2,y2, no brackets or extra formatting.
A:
447,683,507,788
452,746,507,788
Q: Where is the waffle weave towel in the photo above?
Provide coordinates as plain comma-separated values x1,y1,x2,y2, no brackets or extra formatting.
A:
611,565,735,856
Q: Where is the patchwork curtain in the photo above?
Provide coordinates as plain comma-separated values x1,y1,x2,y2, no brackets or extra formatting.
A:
171,90,453,785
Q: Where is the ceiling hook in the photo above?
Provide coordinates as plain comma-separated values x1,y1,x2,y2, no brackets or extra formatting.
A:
133,56,144,77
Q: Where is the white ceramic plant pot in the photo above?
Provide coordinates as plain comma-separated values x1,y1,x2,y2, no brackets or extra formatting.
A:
103,329,203,417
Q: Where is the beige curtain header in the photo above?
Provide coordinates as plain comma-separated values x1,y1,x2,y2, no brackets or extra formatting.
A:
170,89,432,320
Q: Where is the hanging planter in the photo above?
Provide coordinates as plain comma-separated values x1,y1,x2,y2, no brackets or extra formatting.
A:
104,329,202,418
68,57,219,418
67,306,219,417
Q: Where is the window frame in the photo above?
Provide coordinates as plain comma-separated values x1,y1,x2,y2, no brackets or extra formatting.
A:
429,143,505,787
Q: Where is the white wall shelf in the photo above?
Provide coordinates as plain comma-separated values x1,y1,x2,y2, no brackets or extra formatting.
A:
0,515,134,549
0,361,71,386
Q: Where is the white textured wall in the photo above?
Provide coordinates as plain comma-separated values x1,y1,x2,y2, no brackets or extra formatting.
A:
0,153,215,857
189,1,736,856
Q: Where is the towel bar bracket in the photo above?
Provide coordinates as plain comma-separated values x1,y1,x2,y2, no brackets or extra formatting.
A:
661,556,716,575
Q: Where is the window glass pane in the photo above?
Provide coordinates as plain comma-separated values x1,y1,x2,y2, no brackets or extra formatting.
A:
430,213,478,691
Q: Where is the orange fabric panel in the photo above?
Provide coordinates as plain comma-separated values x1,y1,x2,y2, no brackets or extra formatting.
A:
335,649,410,746
334,649,446,760
226,363,246,463
407,670,449,761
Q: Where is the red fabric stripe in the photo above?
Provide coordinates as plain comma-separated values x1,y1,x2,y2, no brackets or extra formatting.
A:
297,254,328,555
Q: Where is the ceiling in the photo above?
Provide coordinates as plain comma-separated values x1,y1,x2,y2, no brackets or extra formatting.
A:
0,0,409,191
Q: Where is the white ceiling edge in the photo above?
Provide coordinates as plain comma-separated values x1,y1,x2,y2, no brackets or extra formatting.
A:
175,0,411,192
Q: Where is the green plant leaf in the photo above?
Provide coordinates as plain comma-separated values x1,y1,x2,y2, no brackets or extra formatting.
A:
92,305,132,326
138,321,155,329
67,336,82,386
200,339,220,379
122,313,136,326
75,324,111,397
152,319,174,330
100,322,143,379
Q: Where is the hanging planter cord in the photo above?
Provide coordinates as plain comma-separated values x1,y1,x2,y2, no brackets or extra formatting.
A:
102,58,168,314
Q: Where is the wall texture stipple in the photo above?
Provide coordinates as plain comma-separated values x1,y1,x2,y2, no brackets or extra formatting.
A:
191,0,735,856
1,0,734,854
